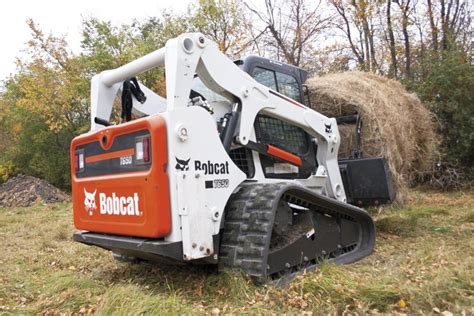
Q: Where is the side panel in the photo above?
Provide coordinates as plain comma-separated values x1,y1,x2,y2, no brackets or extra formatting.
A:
163,107,246,259
71,115,171,238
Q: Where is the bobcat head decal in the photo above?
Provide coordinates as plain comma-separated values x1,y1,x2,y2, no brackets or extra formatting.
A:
175,157,190,171
325,123,332,134
84,188,97,215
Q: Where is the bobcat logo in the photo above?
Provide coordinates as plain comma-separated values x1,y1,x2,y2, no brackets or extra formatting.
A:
175,157,190,171
84,188,97,215
325,123,332,134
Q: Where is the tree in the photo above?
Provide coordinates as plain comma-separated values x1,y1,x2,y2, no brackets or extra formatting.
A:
414,48,474,171
21,20,90,133
394,0,413,78
331,1,366,68
426,0,438,52
386,0,398,78
330,0,382,72
188,0,253,57
247,0,332,67
80,17,170,96
0,20,91,188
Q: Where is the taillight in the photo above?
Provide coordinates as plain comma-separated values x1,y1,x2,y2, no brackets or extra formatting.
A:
135,136,150,163
75,150,84,173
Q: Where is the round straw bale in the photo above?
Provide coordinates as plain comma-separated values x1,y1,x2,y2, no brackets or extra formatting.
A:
306,71,436,205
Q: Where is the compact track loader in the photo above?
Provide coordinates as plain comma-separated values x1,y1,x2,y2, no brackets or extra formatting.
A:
72,33,392,283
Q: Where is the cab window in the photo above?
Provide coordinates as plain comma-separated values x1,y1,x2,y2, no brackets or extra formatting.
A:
252,67,277,90
276,72,301,103
251,67,301,103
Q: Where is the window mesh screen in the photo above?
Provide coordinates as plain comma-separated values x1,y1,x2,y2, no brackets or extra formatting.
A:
257,116,309,155
229,147,254,177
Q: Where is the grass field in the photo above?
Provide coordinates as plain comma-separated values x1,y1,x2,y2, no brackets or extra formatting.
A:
0,190,473,314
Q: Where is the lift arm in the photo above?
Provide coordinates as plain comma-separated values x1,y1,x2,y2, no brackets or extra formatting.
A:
89,33,346,202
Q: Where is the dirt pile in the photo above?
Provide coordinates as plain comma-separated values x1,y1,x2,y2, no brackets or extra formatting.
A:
306,71,437,205
0,175,69,207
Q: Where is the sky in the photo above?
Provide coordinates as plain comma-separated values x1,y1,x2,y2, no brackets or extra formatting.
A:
0,0,192,81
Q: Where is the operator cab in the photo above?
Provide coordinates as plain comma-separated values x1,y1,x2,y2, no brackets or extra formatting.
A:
237,55,308,104
236,56,394,206
234,56,317,180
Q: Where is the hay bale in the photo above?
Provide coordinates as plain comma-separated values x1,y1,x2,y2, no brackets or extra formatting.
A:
306,71,436,205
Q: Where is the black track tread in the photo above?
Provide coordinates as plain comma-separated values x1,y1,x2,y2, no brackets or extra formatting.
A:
218,183,287,282
218,182,375,284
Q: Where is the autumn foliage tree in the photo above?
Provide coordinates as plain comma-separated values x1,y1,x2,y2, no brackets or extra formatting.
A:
188,0,253,57
0,20,90,187
0,1,253,187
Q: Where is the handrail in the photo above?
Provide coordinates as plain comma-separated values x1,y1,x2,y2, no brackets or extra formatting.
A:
101,47,166,87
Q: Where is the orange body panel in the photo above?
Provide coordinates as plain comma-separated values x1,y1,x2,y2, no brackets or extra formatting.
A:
70,115,171,238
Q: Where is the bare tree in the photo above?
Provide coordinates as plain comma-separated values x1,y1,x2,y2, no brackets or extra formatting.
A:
440,0,448,50
394,0,412,78
412,4,427,61
386,0,398,78
442,0,471,51
356,0,378,72
330,0,382,72
423,0,471,53
331,1,366,69
246,0,332,67
244,0,471,77
427,0,439,52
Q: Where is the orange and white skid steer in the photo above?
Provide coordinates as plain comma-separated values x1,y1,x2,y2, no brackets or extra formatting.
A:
71,33,387,283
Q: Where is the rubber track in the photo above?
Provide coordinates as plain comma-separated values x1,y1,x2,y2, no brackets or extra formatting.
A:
218,183,286,283
218,182,375,284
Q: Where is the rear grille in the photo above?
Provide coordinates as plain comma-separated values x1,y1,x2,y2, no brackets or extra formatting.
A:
229,147,254,178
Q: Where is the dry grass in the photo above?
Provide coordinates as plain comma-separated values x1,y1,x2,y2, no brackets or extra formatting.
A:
307,72,437,205
0,190,473,314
